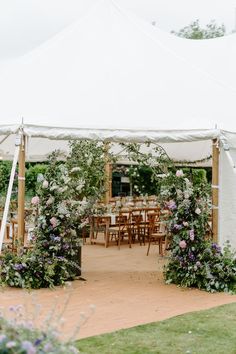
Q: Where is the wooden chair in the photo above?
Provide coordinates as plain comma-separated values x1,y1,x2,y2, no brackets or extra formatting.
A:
90,215,110,247
130,209,145,245
108,210,132,249
146,212,167,256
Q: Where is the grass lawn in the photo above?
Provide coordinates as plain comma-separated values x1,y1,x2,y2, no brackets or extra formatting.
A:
76,303,236,354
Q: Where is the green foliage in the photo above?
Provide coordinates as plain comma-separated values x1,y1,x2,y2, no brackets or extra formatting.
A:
25,163,48,195
77,303,236,354
128,165,157,196
0,161,12,193
0,141,108,289
172,19,225,39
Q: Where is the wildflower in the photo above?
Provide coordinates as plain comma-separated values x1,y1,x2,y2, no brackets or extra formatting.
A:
50,217,58,228
212,243,221,253
31,196,39,205
46,196,54,206
43,343,53,351
167,200,177,210
13,263,25,271
176,170,184,177
195,207,201,215
71,167,81,173
22,341,36,354
189,229,195,241
179,240,187,249
189,253,195,261
0,334,6,343
174,224,183,231
183,221,189,227
184,191,190,199
6,341,16,348
42,180,49,188
196,261,201,267
37,173,44,182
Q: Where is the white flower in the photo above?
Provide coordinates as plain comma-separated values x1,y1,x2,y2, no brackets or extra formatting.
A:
46,196,54,206
184,191,190,199
37,173,44,183
50,184,58,191
42,180,49,188
57,202,69,215
71,167,81,173
195,207,201,215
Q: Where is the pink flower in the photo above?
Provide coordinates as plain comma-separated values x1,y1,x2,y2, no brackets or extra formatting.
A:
176,170,184,177
50,217,58,228
179,240,187,249
31,196,39,205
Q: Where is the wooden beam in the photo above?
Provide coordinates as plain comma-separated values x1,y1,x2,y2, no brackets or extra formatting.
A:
212,138,219,243
17,135,26,249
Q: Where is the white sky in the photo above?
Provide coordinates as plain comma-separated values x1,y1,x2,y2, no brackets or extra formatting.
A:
0,0,236,59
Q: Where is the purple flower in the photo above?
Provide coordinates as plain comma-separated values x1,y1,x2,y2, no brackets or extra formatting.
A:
189,253,195,261
167,200,177,210
13,263,25,271
189,229,195,241
212,243,221,253
34,338,42,346
22,341,36,354
174,224,183,231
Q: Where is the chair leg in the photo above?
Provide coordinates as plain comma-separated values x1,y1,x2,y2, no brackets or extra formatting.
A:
118,231,121,250
146,239,151,256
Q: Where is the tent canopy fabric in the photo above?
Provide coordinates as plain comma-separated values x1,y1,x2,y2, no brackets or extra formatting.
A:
0,0,235,133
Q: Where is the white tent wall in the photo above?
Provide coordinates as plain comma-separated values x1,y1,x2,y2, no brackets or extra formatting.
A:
219,148,236,250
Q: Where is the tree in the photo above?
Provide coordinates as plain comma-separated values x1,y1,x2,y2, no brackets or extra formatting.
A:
172,19,225,39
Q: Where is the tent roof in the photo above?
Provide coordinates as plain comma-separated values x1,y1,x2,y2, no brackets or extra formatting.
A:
0,0,235,160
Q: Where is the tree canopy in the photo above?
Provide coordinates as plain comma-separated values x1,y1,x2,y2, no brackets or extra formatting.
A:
172,19,225,39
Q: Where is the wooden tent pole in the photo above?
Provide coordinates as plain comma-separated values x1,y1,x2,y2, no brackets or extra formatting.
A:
212,138,219,243
17,135,26,249
104,142,111,204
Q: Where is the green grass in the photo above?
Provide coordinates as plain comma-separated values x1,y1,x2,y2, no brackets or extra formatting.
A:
76,303,236,354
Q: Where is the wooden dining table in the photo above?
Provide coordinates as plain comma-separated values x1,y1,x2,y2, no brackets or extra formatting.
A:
89,207,168,248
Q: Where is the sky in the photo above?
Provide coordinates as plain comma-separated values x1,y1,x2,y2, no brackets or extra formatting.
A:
0,0,236,59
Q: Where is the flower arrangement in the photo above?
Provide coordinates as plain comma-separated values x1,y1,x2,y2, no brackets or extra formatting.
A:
120,143,236,293
162,170,236,293
0,141,109,289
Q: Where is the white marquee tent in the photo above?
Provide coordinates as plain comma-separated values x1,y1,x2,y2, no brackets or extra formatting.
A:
0,0,236,249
